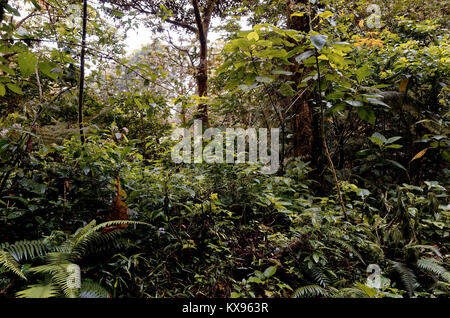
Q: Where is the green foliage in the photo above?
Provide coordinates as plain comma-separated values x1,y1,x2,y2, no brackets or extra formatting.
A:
0,250,26,280
0,0,448,300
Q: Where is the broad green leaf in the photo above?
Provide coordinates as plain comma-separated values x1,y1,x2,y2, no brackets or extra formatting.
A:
0,64,16,75
310,34,328,51
263,266,277,278
248,276,264,284
369,136,384,147
312,253,320,263
257,48,288,59
247,32,259,41
295,50,314,63
385,144,403,149
18,52,37,77
387,136,402,144
356,188,370,197
345,100,363,107
385,159,407,172
38,61,59,79
355,65,372,83
255,76,274,83
0,83,5,96
366,98,390,108
279,83,295,96
356,282,377,298
318,11,333,19
272,70,293,76
371,132,387,143
357,107,376,125
6,83,23,95
328,53,348,67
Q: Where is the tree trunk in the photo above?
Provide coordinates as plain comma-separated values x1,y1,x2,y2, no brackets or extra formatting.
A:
192,0,210,126
287,0,321,167
196,40,208,125
0,0,7,26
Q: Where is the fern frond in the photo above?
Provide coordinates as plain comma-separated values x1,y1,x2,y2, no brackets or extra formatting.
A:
72,220,98,248
390,260,417,297
45,252,72,265
432,281,450,292
0,240,49,262
51,269,77,298
409,245,442,258
29,262,79,298
417,258,450,283
16,284,60,298
292,285,328,298
71,230,129,260
0,250,27,280
333,287,369,298
310,266,329,288
29,264,67,276
329,238,366,265
88,220,150,235
79,280,111,298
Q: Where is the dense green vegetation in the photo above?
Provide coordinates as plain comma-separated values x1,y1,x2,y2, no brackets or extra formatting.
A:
0,0,448,298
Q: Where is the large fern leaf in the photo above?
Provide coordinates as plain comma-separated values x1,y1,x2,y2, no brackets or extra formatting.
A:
0,250,27,280
390,260,417,297
0,240,49,262
417,258,450,283
16,284,60,298
79,280,111,298
310,266,329,288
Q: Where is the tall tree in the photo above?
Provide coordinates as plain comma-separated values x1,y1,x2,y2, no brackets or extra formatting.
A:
105,0,243,125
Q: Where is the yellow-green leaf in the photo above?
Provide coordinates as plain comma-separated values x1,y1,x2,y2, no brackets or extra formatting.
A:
7,83,23,95
291,12,306,18
318,11,333,19
247,32,259,41
410,148,430,163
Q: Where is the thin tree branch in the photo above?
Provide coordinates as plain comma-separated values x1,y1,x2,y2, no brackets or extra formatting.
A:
314,50,348,220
